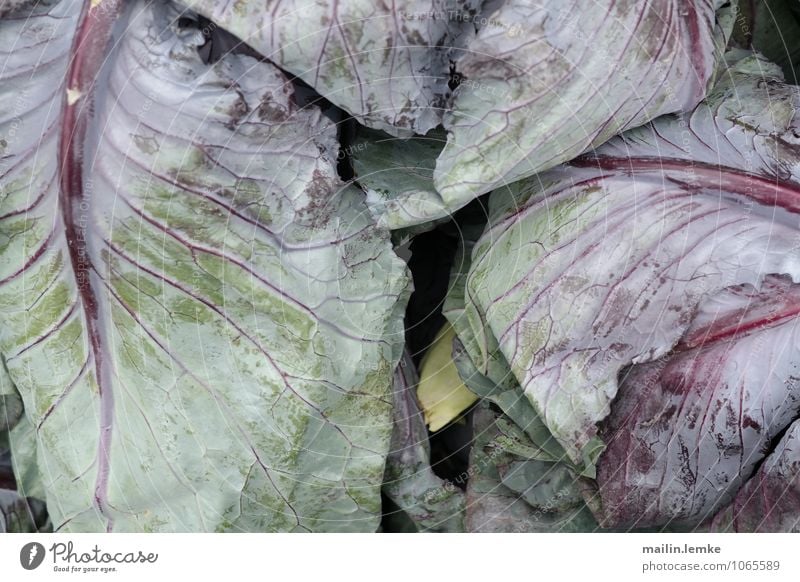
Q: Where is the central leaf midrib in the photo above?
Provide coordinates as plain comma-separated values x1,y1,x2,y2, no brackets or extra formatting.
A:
57,0,124,532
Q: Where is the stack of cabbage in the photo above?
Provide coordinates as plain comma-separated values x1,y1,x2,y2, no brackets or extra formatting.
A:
1,0,799,532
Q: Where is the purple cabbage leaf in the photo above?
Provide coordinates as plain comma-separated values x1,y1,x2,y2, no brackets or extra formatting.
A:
180,0,484,136
453,51,800,529
0,0,409,532
432,0,736,213
705,420,800,532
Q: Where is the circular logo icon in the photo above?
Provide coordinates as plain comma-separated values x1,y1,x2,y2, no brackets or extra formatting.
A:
19,542,46,570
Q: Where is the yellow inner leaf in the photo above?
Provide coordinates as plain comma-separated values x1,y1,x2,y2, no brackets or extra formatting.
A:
416,323,478,431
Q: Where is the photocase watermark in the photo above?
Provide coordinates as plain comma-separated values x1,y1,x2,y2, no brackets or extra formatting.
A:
19,542,46,571
18,541,158,574
336,140,369,161
730,1,752,42
398,10,523,38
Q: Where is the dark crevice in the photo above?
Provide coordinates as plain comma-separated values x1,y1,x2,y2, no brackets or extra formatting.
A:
379,493,418,532
0,0,36,19
405,225,464,482
405,196,490,367
280,75,354,181
403,196,490,484
429,414,474,486
406,228,459,365
747,409,800,485
287,74,332,111
0,448,14,490
448,60,463,91
335,115,357,182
